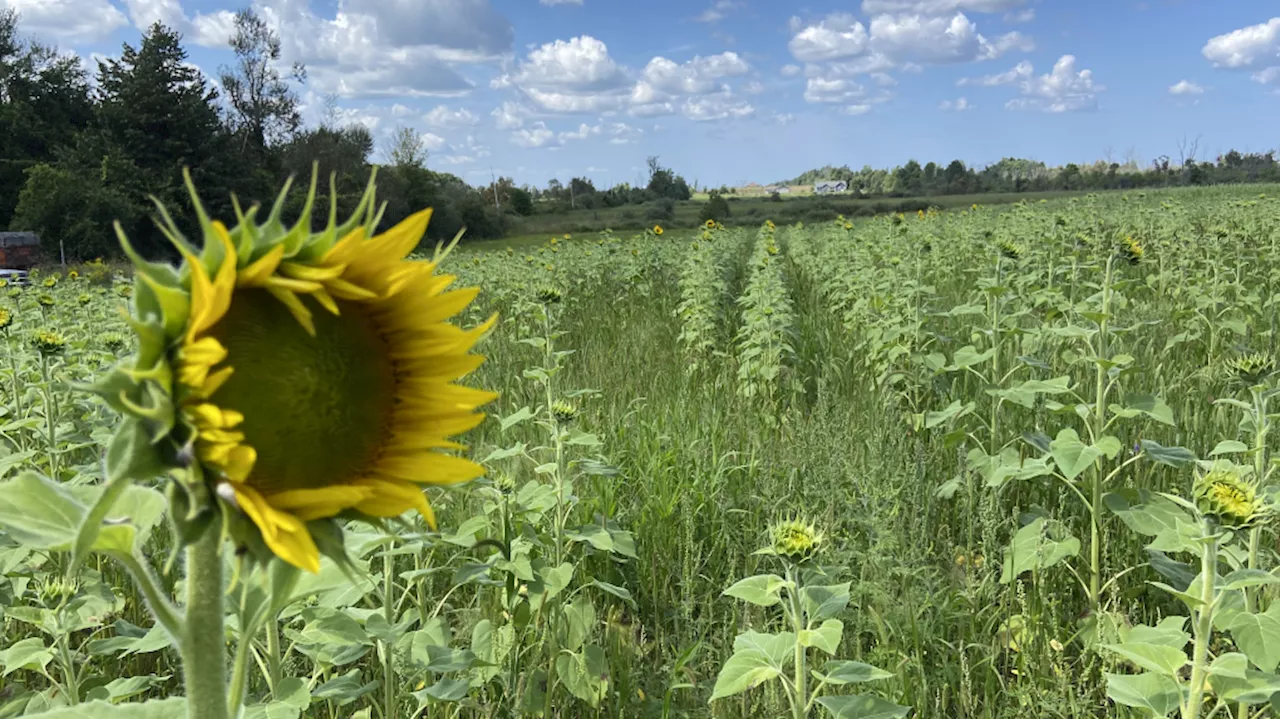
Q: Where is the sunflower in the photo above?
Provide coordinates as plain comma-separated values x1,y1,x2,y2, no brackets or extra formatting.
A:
653,225,664,236
97,171,496,573
1193,468,1271,529
705,219,715,229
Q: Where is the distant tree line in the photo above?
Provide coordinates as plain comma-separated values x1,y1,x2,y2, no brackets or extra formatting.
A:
779,148,1280,199
0,9,507,262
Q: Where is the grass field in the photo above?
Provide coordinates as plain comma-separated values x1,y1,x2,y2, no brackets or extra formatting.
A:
2,184,1280,718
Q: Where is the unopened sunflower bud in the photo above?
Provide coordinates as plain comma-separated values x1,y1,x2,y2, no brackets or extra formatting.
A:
1193,468,1272,529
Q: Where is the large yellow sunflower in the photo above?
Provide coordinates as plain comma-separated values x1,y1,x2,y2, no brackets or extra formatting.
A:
101,172,495,573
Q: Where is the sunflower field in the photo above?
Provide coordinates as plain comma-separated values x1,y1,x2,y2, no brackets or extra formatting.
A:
2,181,1280,719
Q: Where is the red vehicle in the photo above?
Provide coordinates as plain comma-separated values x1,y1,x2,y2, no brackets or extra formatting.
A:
0,233,41,270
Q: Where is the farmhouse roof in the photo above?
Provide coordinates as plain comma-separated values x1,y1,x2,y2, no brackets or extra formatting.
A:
0,232,39,248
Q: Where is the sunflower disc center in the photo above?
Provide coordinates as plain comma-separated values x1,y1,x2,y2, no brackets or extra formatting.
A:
210,289,396,494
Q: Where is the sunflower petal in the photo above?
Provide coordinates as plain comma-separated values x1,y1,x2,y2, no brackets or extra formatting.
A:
231,485,321,573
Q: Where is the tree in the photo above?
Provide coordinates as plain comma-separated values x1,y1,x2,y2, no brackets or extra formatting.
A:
12,156,141,260
385,126,427,169
700,190,730,224
95,22,236,256
219,8,304,156
508,186,534,216
646,156,692,201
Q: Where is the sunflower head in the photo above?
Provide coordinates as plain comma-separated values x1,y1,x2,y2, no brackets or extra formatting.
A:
536,286,563,305
6,289,19,299
116,284,133,299
102,333,127,353
31,330,65,356
997,239,1023,261
1118,235,1144,265
0,308,10,331
42,276,58,288
1224,352,1276,388
78,293,92,306
551,400,578,423
1193,468,1271,529
67,270,79,280
653,225,664,236
705,219,715,229
91,169,496,573
37,293,55,308
0,279,8,289
760,517,825,564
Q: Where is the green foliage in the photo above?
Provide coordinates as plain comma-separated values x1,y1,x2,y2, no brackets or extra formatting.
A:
700,190,731,224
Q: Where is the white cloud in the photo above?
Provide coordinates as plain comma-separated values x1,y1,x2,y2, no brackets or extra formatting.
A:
781,64,803,77
1005,8,1035,23
862,0,1026,13
423,105,480,129
492,102,529,130
420,132,449,151
871,72,898,86
1254,67,1280,85
788,10,1031,70
640,52,749,95
2,0,128,42
695,0,739,23
842,104,872,115
788,13,869,62
770,112,797,125
630,101,676,117
119,0,235,46
683,93,754,121
1007,55,1102,112
1202,18,1280,69
504,35,634,113
1168,80,1204,96
603,121,644,144
804,77,867,103
511,121,558,147
441,155,476,165
957,59,1032,86
558,123,598,141
939,96,972,110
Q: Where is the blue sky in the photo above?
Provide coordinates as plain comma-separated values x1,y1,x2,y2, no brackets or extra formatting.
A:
5,0,1279,188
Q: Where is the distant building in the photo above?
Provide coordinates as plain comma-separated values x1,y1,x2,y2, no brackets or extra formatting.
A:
814,180,849,194
0,233,40,269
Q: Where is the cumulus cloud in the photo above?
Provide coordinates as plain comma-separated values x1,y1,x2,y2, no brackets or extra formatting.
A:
1006,55,1102,112
683,93,754,121
788,13,869,62
788,10,1032,74
804,77,867,103
423,105,480,129
861,0,1026,13
695,0,739,23
781,64,804,77
842,104,872,115
640,52,749,95
511,121,558,148
3,0,128,42
119,0,235,46
1168,79,1204,95
491,101,530,130
957,59,1032,86
939,96,972,110
1202,18,1280,69
501,35,633,113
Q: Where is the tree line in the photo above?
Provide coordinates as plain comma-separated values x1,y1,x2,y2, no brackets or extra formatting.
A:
779,149,1280,199
0,9,508,262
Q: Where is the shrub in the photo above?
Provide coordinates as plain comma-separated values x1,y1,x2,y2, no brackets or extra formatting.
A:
700,191,731,224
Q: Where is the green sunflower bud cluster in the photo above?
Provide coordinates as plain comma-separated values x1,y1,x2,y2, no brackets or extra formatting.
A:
1224,352,1276,387
997,239,1024,260
1193,468,1272,529
42,276,58,288
761,517,825,564
537,286,563,304
31,330,66,356
37,293,55,308
78,293,93,306
102,333,128,353
494,472,516,493
551,399,579,422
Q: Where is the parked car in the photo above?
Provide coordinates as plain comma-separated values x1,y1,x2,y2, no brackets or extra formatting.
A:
0,269,30,286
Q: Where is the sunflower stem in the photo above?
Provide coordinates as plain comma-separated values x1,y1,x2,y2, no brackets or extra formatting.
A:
39,352,59,477
1183,522,1218,719
182,527,230,719
382,541,397,719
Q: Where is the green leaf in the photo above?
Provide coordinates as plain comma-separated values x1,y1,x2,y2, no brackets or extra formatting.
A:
798,619,843,654
1209,652,1251,680
1222,569,1280,592
273,677,311,709
801,582,852,622
1,638,53,677
1105,672,1181,716
1120,394,1177,426
1123,617,1190,650
1104,489,1198,554
499,407,534,430
948,345,994,370
1209,667,1280,704
1101,643,1188,676
1229,606,1280,671
816,695,911,719
590,580,635,607
817,660,894,685
556,645,609,707
0,472,84,549
723,574,786,607
1000,516,1080,583
925,400,973,429
18,699,187,717
1140,440,1197,468
1049,428,1100,481
241,704,300,719
1210,440,1250,456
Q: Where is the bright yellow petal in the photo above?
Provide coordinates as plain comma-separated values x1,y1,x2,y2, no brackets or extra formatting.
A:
372,453,485,486
267,287,315,336
268,485,374,521
232,485,321,573
350,478,435,527
238,245,286,287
